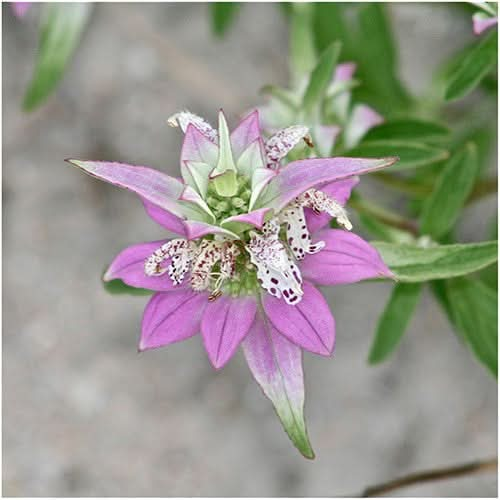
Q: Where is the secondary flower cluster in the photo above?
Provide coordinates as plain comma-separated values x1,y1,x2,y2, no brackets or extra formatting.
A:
68,109,396,457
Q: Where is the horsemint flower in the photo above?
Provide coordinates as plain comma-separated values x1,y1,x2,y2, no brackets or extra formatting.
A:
67,110,397,458
470,1,498,35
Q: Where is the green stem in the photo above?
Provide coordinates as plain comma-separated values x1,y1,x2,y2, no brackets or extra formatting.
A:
349,195,419,236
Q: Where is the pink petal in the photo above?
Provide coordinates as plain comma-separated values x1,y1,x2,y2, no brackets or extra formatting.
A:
301,229,395,286
103,240,185,291
230,110,262,159
11,2,31,17
312,125,341,157
183,220,238,240
344,104,384,149
142,198,187,236
66,159,187,218
473,13,497,35
304,177,359,234
263,282,335,356
140,289,208,351
180,124,219,166
201,296,257,369
242,312,314,458
333,62,356,83
222,207,271,230
257,156,397,212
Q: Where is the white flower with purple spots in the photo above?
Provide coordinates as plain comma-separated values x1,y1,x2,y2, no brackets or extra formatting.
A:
67,109,396,458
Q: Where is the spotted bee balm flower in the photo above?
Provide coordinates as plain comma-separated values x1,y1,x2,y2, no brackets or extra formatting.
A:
67,110,397,458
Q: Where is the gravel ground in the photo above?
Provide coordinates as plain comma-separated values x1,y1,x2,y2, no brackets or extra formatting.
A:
3,3,497,497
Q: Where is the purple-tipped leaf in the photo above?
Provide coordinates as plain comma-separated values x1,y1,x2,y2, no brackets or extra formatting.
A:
221,207,271,230
67,159,188,219
301,229,395,286
183,220,239,240
263,282,335,356
257,156,397,212
142,199,187,236
181,124,219,166
103,240,185,291
11,1,31,17
230,110,262,159
242,312,314,459
344,104,384,149
140,289,208,351
201,296,257,369
473,12,498,35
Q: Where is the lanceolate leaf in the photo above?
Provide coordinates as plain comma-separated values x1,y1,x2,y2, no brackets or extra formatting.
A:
302,42,341,116
210,2,240,36
446,278,497,376
373,240,498,282
420,143,479,239
345,140,449,171
445,29,498,101
368,283,422,364
289,3,316,84
23,3,92,111
362,119,450,143
242,312,314,459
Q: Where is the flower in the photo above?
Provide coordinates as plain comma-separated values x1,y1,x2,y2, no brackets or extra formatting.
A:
67,110,397,458
11,2,31,18
258,61,383,157
470,1,498,35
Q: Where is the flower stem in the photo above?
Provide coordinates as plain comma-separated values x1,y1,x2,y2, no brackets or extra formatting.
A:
349,195,419,236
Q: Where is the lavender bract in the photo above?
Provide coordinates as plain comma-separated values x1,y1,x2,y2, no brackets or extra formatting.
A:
67,110,396,458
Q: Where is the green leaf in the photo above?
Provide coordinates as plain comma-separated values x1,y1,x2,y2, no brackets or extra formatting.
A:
345,140,449,171
23,3,92,111
289,3,316,84
103,279,152,296
420,143,479,239
358,213,416,244
210,2,240,37
445,29,497,101
313,3,353,57
373,240,498,282
446,278,497,376
368,283,422,364
302,42,341,115
362,119,450,144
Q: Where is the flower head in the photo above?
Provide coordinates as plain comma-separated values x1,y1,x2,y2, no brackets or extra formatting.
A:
67,109,396,458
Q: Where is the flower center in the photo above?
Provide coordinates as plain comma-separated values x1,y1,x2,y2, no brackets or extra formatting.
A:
206,174,252,221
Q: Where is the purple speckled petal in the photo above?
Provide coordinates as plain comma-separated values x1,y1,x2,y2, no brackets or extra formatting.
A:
221,207,271,230
11,2,31,17
344,104,384,149
301,229,395,286
257,156,397,212
141,198,187,236
473,12,497,35
183,220,238,240
103,240,186,291
180,124,219,166
201,296,257,369
242,312,314,459
304,177,359,234
230,110,262,159
66,159,187,218
140,289,208,351
263,282,335,356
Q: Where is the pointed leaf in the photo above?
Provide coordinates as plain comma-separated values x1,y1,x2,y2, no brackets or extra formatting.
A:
446,278,497,376
362,119,450,143
23,3,92,111
420,143,479,239
445,29,497,101
373,240,498,282
242,312,315,459
103,279,153,296
368,283,422,364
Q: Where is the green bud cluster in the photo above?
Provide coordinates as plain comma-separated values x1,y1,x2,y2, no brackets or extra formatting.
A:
206,174,252,221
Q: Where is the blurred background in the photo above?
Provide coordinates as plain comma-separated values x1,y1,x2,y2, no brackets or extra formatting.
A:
3,2,497,496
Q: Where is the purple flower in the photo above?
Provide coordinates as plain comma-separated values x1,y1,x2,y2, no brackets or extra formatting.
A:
471,1,498,35
67,110,396,457
11,1,31,18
